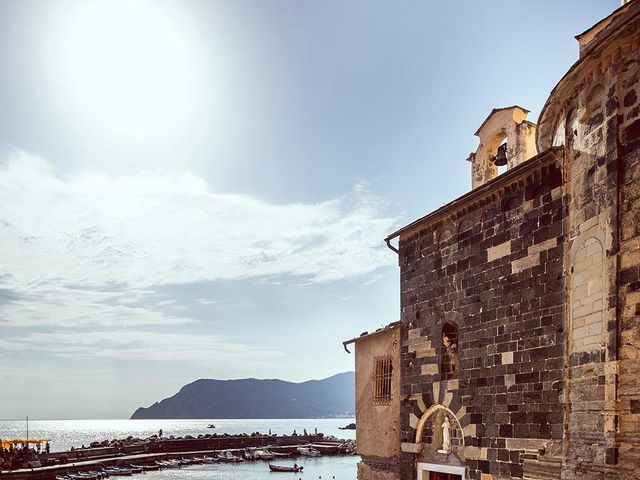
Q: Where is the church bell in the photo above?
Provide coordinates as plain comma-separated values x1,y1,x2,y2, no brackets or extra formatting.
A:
493,143,508,167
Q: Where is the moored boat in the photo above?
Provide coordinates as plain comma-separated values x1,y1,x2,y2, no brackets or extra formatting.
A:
296,446,321,457
256,449,276,460
130,463,159,471
310,443,340,455
218,450,244,462
102,467,132,477
268,463,303,473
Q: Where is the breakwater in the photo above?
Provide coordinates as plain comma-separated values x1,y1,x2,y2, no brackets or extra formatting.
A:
1,434,352,480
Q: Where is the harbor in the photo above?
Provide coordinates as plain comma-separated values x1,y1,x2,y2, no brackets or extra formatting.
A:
0,432,356,480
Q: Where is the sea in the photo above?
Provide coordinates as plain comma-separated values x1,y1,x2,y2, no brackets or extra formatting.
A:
0,418,358,480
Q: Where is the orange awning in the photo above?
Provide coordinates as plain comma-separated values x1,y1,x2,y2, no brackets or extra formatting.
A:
1,438,50,449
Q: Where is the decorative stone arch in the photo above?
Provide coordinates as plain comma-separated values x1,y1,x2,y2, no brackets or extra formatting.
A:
501,193,522,213
551,100,580,147
479,207,498,228
569,227,606,275
565,105,579,143
456,219,474,241
414,404,465,446
438,227,454,247
580,83,605,122
419,237,431,258
569,227,607,356
406,387,472,450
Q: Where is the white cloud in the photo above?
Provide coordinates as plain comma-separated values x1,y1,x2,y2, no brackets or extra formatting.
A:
0,151,397,289
0,151,397,329
0,284,191,328
0,329,285,366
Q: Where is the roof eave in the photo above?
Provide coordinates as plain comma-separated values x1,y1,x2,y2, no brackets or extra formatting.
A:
385,147,563,243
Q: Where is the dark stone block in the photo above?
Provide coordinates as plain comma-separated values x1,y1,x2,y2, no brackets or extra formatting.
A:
470,413,483,424
620,265,639,285
477,460,490,474
510,462,524,478
624,89,638,108
497,449,510,461
623,119,640,154
606,446,618,465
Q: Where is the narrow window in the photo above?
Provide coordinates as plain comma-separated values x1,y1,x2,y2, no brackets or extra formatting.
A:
373,356,393,405
441,323,459,380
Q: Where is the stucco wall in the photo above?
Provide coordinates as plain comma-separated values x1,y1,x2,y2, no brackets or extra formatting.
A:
355,327,401,460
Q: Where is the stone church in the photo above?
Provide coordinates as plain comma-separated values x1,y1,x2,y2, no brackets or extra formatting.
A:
344,2,640,479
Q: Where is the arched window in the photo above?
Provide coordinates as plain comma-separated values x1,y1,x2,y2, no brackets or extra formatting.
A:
441,323,459,380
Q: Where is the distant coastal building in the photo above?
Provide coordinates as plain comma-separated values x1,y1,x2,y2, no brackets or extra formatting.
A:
345,2,640,479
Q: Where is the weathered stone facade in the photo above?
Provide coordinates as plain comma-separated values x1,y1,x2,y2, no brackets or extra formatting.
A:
349,2,640,479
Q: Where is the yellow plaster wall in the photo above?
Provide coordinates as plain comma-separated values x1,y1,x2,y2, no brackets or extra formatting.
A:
354,328,401,459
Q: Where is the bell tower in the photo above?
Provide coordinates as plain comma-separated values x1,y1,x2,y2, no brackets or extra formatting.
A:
466,106,537,189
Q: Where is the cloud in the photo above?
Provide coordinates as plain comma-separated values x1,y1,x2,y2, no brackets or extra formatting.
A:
0,284,192,328
0,329,285,366
0,151,397,329
0,151,397,289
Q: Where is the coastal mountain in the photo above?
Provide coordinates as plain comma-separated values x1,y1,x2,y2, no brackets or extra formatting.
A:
131,372,354,419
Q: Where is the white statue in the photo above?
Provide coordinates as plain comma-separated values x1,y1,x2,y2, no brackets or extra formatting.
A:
437,415,451,454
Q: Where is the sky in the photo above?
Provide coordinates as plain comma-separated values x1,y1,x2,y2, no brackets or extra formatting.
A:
0,0,619,419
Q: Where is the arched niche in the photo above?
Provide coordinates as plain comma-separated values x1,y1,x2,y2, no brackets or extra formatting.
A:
457,219,474,241
414,404,465,452
502,194,522,213
438,227,454,248
569,231,606,356
420,238,431,258
479,208,499,229
580,84,605,122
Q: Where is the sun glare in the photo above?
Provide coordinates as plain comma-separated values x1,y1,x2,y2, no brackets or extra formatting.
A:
44,0,203,145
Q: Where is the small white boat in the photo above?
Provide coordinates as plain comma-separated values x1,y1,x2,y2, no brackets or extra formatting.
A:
255,449,276,460
218,450,244,462
245,448,275,460
297,446,321,457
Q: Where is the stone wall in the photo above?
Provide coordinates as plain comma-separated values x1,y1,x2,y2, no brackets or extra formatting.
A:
546,13,640,479
617,44,640,476
359,458,402,480
396,150,566,480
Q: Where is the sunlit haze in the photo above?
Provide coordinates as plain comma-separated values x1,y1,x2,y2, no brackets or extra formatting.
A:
0,0,618,419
